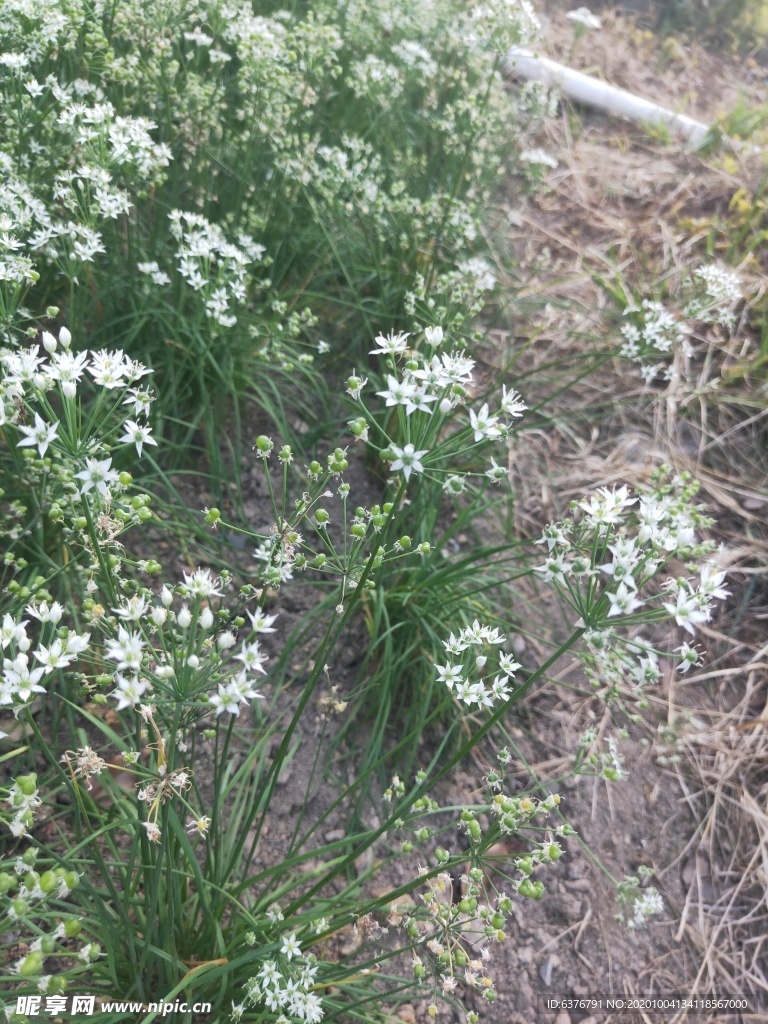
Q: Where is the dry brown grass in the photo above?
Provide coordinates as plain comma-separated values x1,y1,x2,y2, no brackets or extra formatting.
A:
488,7,768,1017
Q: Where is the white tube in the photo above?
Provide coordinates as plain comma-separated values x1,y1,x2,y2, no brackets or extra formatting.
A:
505,46,713,147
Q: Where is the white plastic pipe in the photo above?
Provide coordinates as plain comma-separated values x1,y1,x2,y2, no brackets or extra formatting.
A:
505,46,713,148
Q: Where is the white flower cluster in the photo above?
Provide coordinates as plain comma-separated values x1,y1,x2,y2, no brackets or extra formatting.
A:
0,64,171,287
616,874,664,931
693,264,742,306
235,940,323,1023
435,620,521,709
537,481,725,618
519,148,559,169
619,265,745,384
98,579,275,721
1,328,153,435
168,211,266,328
536,473,727,700
578,730,629,781
1,611,89,719
358,325,526,486
619,301,692,384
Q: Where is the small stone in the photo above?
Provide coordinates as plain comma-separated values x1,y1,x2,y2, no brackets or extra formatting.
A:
539,954,555,986
567,860,586,880
324,829,345,843
396,1005,416,1024
518,945,534,964
555,1013,571,1024
565,877,591,892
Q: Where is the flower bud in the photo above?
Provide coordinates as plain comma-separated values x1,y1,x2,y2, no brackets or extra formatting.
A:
151,606,168,627
217,631,236,649
59,326,72,348
161,586,173,607
177,605,192,628
200,607,214,629
42,331,57,354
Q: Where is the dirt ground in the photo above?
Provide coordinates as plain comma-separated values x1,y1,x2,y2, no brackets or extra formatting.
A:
462,5,768,1022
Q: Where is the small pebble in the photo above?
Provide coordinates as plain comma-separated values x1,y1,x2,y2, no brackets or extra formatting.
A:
539,954,554,986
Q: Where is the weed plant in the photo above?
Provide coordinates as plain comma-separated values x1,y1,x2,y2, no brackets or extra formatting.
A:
0,0,553,470
0,309,729,1020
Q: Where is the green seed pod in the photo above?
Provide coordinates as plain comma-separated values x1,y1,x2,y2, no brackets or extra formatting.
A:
16,774,38,796
19,950,44,976
64,871,80,890
12,898,29,918
64,919,83,938
39,868,57,892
